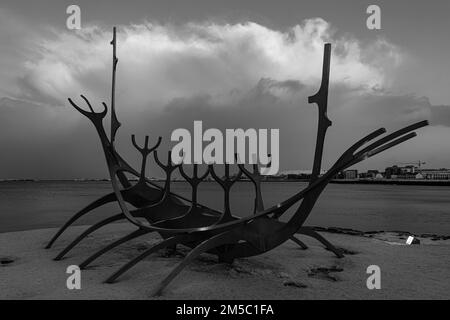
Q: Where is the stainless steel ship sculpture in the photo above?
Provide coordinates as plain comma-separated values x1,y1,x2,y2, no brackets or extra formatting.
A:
46,27,428,295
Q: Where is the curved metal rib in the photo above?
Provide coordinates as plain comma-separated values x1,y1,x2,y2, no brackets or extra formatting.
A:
54,213,124,260
237,158,265,214
46,192,117,249
105,234,195,283
209,164,242,221
79,228,150,269
132,134,162,183
289,236,308,250
152,231,237,296
298,227,343,258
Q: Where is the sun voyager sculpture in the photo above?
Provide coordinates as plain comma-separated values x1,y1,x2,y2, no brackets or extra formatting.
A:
46,27,428,295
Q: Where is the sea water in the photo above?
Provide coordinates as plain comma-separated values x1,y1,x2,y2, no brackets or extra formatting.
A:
0,181,449,235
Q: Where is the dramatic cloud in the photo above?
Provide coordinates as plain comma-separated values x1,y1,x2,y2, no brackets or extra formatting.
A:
0,11,449,178
12,18,401,109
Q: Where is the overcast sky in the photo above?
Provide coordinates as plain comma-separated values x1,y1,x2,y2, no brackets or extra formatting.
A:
0,0,449,179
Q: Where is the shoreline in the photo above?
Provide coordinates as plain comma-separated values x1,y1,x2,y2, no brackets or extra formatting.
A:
1,224,449,299
1,225,449,240
330,179,450,186
310,226,450,241
3,179,450,187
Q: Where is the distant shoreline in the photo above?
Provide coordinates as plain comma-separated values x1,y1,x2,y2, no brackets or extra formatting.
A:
330,179,450,186
2,179,450,186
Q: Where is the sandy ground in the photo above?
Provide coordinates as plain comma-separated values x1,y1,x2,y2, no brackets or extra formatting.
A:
1,223,449,300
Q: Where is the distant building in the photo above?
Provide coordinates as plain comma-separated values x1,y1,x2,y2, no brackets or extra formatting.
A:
385,165,417,179
385,165,401,179
420,169,450,180
415,173,424,179
335,171,345,179
344,169,358,180
359,169,380,179
276,169,327,181
375,173,384,179
383,165,450,180
367,170,379,178
403,165,417,174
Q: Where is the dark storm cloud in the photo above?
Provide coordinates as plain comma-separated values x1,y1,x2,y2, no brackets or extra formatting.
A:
0,3,450,178
429,105,450,127
0,78,449,179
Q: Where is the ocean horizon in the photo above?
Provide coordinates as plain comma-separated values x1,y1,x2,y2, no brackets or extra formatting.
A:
1,180,449,235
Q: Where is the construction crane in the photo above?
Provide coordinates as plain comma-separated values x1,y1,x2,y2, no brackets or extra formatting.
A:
398,161,426,172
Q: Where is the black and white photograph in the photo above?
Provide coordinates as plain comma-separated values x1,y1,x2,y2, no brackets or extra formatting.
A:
0,0,449,306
